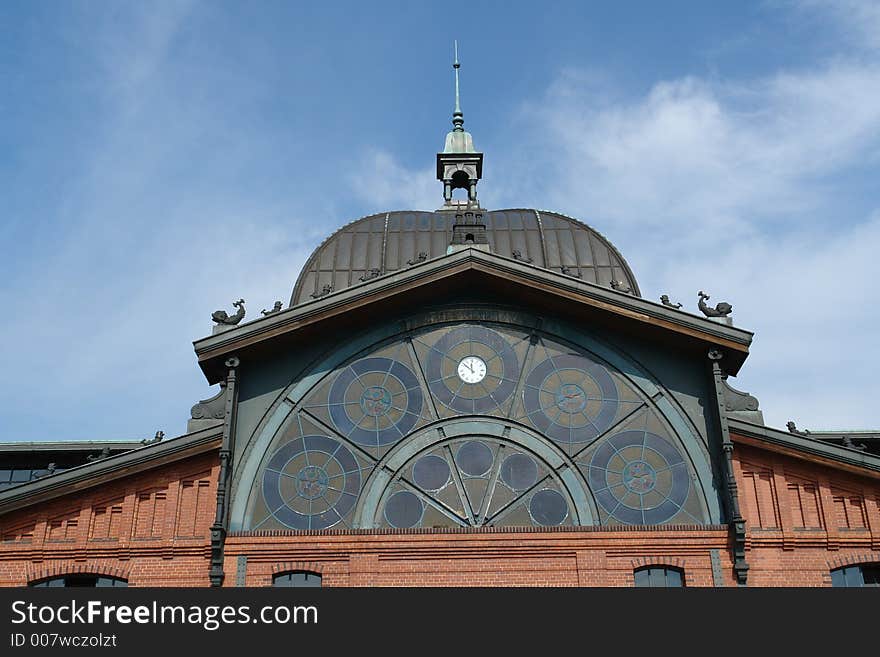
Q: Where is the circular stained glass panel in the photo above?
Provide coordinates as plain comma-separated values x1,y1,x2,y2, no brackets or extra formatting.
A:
523,353,620,445
412,455,451,491
456,441,494,477
424,326,519,414
261,435,360,530
500,453,539,491
529,489,568,526
384,491,424,528
588,430,690,525
328,356,423,447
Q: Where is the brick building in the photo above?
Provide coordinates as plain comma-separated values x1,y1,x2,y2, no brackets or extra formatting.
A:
2,59,879,589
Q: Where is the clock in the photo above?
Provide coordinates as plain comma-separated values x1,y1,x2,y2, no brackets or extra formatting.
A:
423,324,519,414
457,355,487,384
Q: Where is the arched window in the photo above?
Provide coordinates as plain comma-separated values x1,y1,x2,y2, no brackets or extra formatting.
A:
30,575,127,588
634,566,684,587
831,564,880,587
272,571,322,587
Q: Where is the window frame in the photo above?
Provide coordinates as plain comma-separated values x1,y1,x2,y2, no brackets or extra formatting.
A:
29,575,128,588
830,564,880,587
271,571,322,588
633,565,685,588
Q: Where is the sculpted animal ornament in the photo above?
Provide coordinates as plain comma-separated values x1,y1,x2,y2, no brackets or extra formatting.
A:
142,431,164,445
842,436,867,452
261,301,283,316
660,294,682,309
610,280,632,294
786,421,810,436
212,299,246,325
698,291,732,318
87,447,111,463
310,285,333,299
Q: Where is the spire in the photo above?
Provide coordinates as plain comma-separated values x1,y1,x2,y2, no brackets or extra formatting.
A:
452,40,464,131
437,41,483,209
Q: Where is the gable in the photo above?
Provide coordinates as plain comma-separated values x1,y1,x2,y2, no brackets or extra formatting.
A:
194,248,753,384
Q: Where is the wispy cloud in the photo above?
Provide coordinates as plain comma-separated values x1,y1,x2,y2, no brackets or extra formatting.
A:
348,150,438,213
1,3,317,440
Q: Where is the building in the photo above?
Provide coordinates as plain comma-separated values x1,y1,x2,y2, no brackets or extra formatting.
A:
2,55,879,589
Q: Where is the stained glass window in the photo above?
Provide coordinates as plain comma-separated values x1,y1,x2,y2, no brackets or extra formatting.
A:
374,433,572,529
242,318,714,531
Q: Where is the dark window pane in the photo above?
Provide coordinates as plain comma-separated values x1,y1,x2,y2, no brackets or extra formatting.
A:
830,568,847,587
649,568,666,588
666,568,683,587
862,566,880,587
96,577,127,587
30,575,127,588
634,569,650,587
10,470,30,482
845,567,863,588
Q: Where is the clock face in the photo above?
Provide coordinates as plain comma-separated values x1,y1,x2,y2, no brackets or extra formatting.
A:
457,356,487,384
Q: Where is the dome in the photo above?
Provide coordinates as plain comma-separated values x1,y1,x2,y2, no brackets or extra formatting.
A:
291,209,640,306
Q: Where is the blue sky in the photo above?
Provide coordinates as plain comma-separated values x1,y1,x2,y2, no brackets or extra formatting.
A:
1,0,878,442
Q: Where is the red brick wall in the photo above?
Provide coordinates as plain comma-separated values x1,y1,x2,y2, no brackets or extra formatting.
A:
225,527,730,587
732,439,880,586
0,452,218,587
2,440,879,587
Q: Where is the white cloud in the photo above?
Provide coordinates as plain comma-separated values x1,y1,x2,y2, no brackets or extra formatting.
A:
493,43,880,430
348,150,439,212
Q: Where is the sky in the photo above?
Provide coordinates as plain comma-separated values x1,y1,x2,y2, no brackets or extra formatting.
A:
0,0,878,442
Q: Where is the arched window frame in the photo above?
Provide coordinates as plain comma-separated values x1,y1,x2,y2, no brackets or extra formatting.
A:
29,575,128,588
633,565,685,587
272,571,322,588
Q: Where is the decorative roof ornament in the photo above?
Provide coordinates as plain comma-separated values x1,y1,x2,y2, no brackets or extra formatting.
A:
310,284,333,299
698,291,732,318
841,436,868,452
660,294,682,309
452,40,464,133
610,280,632,294
261,301,283,316
86,447,111,463
786,421,810,436
437,41,483,208
212,299,246,325
142,431,164,446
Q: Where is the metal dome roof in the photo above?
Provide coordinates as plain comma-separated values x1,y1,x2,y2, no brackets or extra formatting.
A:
290,208,640,306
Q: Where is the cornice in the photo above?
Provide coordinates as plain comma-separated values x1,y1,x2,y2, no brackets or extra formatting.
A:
729,418,880,478
0,426,223,516
194,248,753,381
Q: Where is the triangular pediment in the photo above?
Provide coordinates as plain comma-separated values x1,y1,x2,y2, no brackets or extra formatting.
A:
194,248,753,384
